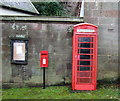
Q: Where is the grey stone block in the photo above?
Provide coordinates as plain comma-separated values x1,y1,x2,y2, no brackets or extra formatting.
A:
85,2,98,10
99,2,118,10
84,17,99,25
99,18,117,25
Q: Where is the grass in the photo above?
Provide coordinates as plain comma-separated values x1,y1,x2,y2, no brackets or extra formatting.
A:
2,84,119,100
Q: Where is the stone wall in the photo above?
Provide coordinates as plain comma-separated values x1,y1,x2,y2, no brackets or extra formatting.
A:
2,21,75,87
1,2,119,88
85,2,118,80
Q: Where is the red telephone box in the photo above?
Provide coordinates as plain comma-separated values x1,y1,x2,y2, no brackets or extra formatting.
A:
72,23,98,90
40,51,48,67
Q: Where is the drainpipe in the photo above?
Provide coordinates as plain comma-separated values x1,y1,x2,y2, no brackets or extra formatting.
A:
80,0,84,17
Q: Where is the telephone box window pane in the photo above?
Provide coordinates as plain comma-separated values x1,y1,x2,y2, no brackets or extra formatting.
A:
78,49,92,54
77,72,91,77
78,37,91,42
79,72,92,77
13,42,25,61
79,43,91,48
80,55,90,59
80,78,92,83
80,61,90,65
80,67,90,71
80,49,90,54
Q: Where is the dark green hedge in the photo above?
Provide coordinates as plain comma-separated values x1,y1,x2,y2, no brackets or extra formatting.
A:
32,2,65,16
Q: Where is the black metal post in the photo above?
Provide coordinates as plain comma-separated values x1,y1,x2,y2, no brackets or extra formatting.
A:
43,67,45,89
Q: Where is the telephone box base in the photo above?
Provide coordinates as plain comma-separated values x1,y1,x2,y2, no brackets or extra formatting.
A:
72,85,96,91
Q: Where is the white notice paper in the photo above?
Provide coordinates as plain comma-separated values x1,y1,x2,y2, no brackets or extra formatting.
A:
43,59,46,64
16,45,23,54
13,42,25,60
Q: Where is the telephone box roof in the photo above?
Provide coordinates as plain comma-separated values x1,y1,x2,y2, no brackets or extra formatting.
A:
74,23,98,28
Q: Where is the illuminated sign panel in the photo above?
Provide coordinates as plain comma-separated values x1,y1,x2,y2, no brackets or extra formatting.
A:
77,29,95,33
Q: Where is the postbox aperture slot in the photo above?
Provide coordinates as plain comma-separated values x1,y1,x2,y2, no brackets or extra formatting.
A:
41,54,47,55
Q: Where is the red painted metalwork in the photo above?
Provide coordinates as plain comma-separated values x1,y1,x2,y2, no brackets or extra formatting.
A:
72,23,98,90
40,51,48,67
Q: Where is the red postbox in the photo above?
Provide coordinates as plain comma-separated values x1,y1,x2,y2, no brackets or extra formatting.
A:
72,23,98,91
40,51,48,67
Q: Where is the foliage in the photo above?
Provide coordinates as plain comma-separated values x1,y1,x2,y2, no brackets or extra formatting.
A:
2,84,118,99
32,2,65,16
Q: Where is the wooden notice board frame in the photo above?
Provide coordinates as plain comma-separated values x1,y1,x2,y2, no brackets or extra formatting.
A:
10,39,28,65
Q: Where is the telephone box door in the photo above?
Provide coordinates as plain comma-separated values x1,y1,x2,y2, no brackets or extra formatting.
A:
72,23,98,91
